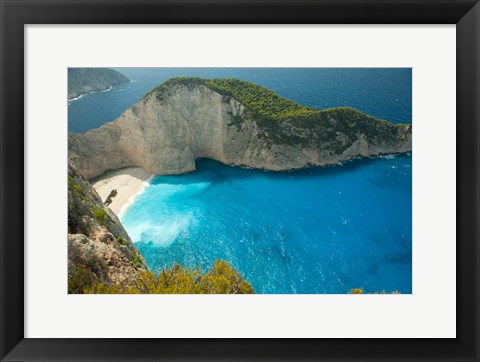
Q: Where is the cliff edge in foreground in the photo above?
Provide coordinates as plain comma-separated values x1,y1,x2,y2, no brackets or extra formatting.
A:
68,161,148,293
69,77,412,180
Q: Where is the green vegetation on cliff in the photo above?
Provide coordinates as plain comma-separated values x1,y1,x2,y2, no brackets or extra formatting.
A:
85,260,254,294
145,77,411,151
145,77,318,120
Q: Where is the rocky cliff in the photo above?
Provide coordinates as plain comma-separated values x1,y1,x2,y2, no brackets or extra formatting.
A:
68,68,130,100
69,77,412,180
68,161,148,293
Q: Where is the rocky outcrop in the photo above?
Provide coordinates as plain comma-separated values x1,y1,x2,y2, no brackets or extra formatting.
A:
69,78,412,180
68,68,129,100
68,161,147,293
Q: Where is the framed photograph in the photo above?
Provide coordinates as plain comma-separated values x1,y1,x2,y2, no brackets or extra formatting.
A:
1,0,479,361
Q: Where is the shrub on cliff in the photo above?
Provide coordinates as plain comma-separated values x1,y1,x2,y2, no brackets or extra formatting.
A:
349,288,401,294
93,209,110,225
83,260,254,294
68,237,100,293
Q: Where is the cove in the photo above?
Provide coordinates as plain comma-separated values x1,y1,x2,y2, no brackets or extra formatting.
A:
121,156,412,294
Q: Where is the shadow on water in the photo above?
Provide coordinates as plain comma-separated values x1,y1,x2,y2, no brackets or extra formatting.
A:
384,252,412,264
149,154,412,186
256,227,294,264
366,250,412,277
370,229,412,249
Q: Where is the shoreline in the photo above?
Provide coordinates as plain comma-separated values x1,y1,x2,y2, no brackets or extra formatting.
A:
91,167,153,218
89,152,411,217
68,80,128,102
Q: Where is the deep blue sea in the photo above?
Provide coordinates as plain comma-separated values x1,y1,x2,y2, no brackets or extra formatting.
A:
69,68,412,294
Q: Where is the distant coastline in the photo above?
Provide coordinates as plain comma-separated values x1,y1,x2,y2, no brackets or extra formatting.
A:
68,68,129,100
68,85,115,103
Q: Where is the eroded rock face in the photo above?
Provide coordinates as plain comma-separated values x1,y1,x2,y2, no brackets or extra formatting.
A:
69,83,412,180
68,161,147,293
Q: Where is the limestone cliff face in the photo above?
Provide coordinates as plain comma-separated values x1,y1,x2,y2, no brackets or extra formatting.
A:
69,81,412,180
68,161,147,293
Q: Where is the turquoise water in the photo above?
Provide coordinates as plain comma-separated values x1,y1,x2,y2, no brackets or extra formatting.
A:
122,157,412,294
68,68,412,294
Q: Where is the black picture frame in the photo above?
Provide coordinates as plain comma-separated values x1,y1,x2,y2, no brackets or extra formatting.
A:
1,0,479,361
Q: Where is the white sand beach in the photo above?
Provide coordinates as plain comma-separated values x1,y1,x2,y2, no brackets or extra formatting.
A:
92,167,153,217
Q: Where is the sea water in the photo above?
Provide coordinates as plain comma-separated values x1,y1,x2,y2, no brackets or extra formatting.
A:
69,68,412,294
68,68,411,132
121,157,412,294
